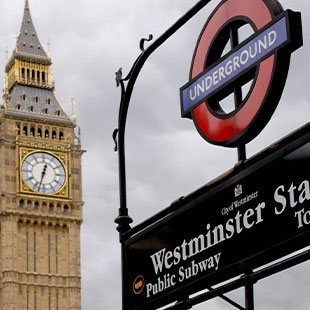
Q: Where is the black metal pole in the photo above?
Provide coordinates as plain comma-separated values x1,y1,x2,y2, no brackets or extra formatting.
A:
114,0,213,238
230,26,247,163
114,3,214,310
245,282,254,310
238,144,247,162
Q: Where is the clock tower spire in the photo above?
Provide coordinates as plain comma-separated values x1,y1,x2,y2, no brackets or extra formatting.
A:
0,1,84,309
4,0,73,126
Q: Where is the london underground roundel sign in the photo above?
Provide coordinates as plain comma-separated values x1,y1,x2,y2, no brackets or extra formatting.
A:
180,0,303,147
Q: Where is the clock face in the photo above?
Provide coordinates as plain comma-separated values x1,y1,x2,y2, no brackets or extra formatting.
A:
21,152,66,194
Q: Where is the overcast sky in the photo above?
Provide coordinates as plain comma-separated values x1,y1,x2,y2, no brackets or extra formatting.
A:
0,0,309,309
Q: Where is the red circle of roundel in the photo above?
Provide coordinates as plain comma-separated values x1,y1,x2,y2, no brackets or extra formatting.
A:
190,0,288,147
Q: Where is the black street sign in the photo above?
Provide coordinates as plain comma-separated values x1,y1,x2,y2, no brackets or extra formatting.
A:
123,123,310,310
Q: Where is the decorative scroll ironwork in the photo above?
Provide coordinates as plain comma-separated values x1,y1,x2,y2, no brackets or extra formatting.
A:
140,34,154,52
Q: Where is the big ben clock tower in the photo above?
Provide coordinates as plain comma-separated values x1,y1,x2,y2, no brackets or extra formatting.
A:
0,1,84,309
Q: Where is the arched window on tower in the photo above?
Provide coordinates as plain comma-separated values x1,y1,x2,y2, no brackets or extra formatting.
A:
59,131,64,141
32,70,35,81
64,205,69,214
37,128,42,137
23,126,28,136
19,199,25,208
45,129,49,138
52,130,57,140
27,69,30,81
16,124,21,135
34,201,39,210
57,204,62,213
22,68,25,80
30,127,35,137
49,203,54,212
37,71,40,83
42,72,45,83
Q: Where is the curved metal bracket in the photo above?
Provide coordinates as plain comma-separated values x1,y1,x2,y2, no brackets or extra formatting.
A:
114,0,213,238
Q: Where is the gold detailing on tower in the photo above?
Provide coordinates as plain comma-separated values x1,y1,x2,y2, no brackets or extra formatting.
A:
5,58,54,93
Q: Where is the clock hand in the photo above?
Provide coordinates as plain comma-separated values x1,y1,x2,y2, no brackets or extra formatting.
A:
38,164,48,192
